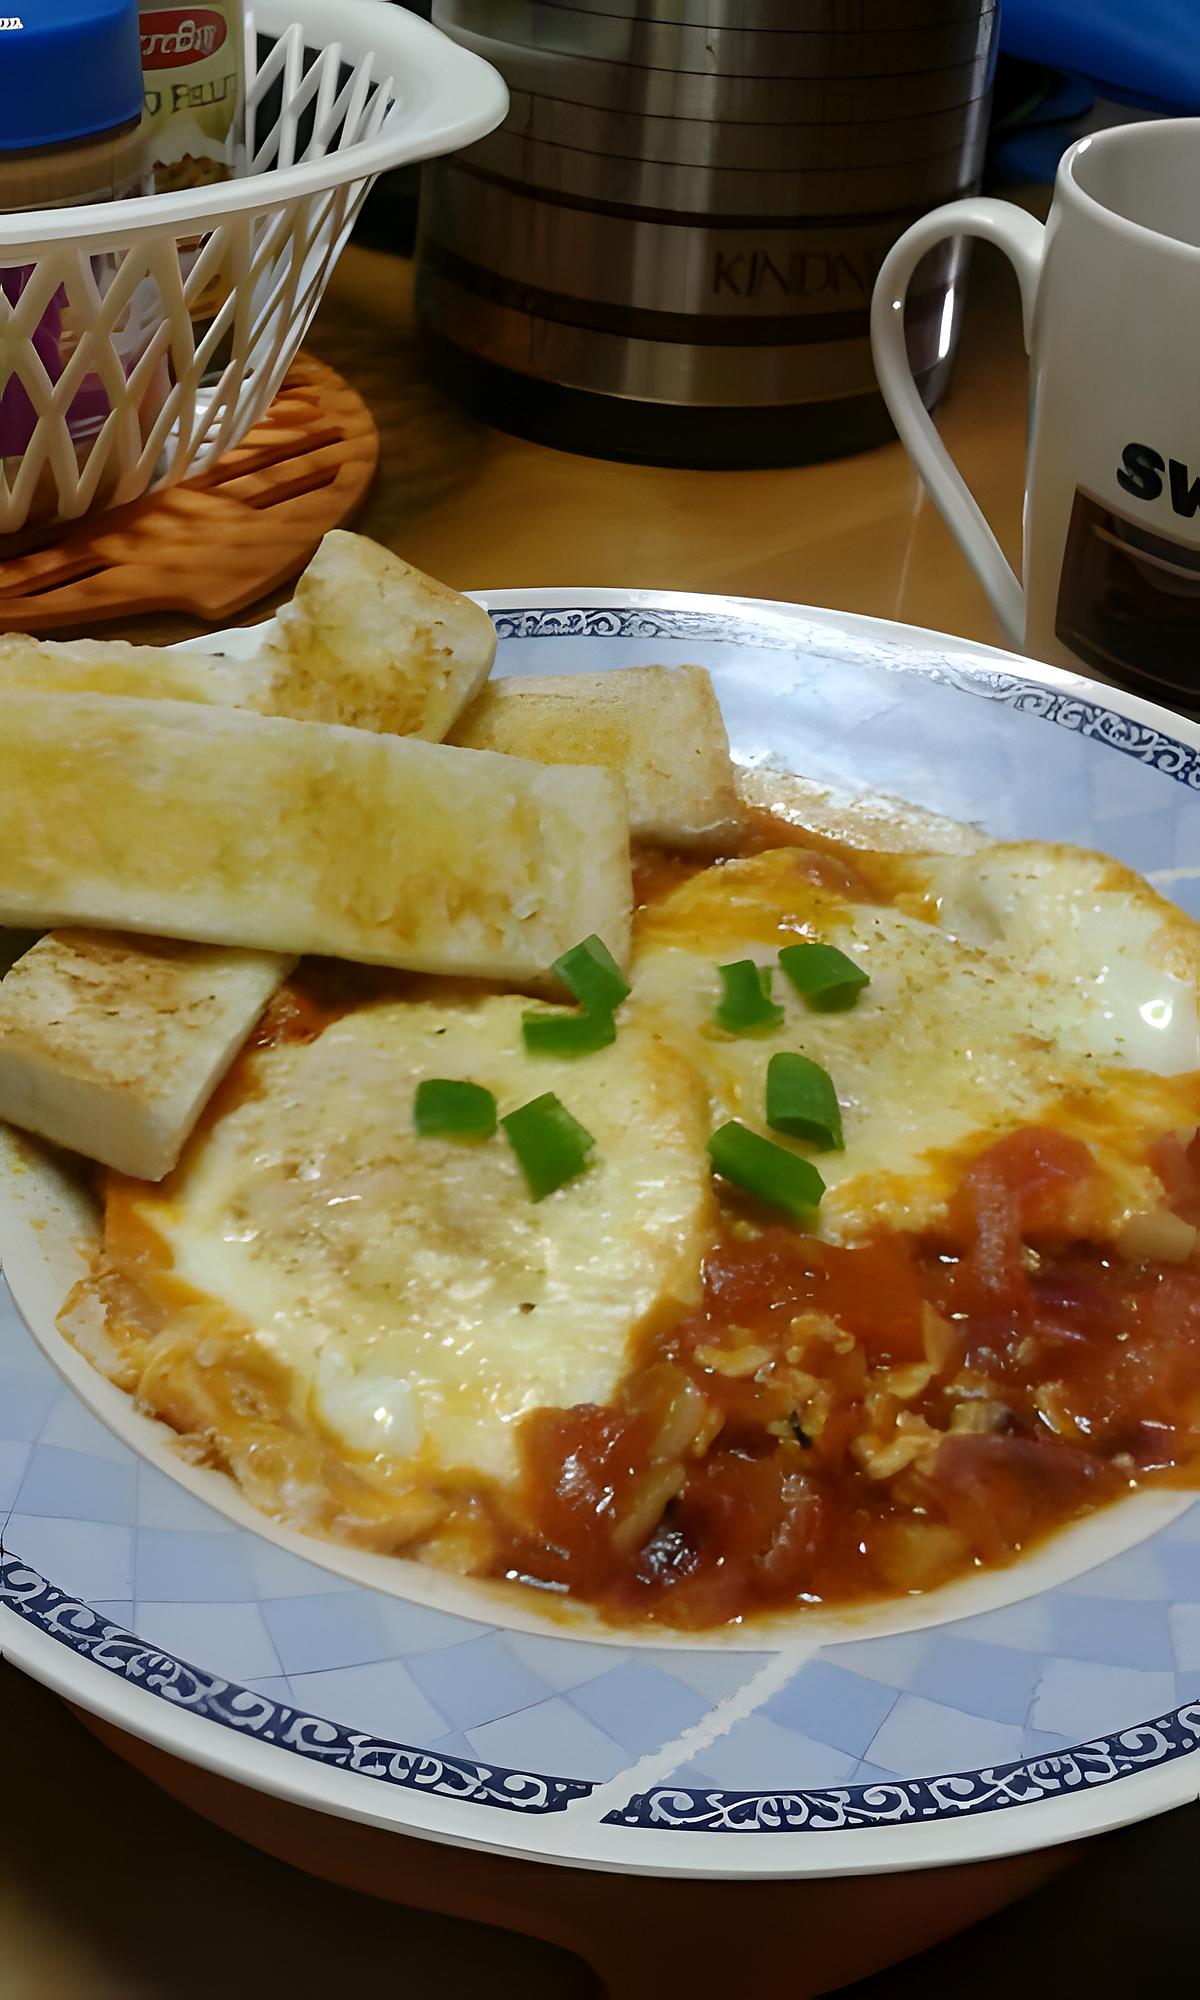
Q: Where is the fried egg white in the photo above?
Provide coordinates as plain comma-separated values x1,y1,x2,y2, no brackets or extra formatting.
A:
631,844,1200,1241
136,995,714,1489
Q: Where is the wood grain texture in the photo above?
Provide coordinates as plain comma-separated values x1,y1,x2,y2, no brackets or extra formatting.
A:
53,232,1029,651
293,249,1023,648
0,357,379,633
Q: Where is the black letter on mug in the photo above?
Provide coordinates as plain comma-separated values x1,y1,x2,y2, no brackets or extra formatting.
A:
1168,459,1200,518
1116,444,1165,501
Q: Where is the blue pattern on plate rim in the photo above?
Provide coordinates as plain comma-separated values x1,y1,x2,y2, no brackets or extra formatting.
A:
5,1548,1200,1834
606,1707,1200,1832
490,607,1200,792
0,1557,590,1816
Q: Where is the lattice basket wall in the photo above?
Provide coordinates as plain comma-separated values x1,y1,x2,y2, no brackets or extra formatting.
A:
0,0,506,539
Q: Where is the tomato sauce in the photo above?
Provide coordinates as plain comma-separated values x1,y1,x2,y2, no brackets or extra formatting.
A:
494,1126,1200,1628
89,829,1200,1632
251,960,410,1048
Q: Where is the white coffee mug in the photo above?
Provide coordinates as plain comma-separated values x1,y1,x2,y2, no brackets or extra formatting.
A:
870,117,1200,709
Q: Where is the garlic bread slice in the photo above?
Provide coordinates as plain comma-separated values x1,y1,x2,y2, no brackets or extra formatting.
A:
451,664,742,848
0,633,257,707
0,931,291,1180
0,690,631,980
0,533,495,743
259,530,496,738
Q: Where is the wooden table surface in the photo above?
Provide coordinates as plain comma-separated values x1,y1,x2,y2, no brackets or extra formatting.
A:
4,231,1197,1997
299,245,1024,647
122,233,1026,651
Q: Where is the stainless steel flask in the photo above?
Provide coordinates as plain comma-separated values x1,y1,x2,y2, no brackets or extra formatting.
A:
416,0,999,466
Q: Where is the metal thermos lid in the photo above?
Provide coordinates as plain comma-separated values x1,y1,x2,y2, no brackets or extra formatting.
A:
421,0,997,464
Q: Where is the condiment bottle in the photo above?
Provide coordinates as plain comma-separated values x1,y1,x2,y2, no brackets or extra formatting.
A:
140,3,246,328
0,0,152,476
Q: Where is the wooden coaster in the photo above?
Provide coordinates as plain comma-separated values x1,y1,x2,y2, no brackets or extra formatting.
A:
0,354,379,633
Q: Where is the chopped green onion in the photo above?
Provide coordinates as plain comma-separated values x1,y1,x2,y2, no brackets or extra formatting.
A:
552,934,631,1015
502,1092,596,1200
523,936,629,1061
713,959,785,1035
766,1051,844,1151
413,1078,497,1139
707,1122,825,1219
522,1008,617,1057
778,941,869,1012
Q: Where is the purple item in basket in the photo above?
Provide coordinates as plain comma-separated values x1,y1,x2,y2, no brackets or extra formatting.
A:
0,269,65,457
0,268,117,460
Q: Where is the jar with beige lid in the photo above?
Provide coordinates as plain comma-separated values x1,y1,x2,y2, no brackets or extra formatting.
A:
0,0,165,520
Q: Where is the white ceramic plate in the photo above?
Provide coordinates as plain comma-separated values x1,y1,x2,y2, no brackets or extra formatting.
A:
3,590,1200,1880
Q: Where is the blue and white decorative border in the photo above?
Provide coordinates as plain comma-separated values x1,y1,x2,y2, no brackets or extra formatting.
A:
607,1709,1200,1833
7,1551,1200,1835
491,607,1200,793
0,1558,592,1817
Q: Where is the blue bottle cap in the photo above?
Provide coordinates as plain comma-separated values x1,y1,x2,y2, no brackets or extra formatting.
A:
0,0,144,153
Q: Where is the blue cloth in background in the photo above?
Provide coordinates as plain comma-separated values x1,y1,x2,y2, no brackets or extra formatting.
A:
1001,0,1200,113
986,68,1093,188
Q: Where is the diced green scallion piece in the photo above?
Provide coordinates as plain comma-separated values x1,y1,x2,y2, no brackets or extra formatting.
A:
766,1051,844,1151
413,1078,497,1140
713,959,785,1035
778,941,869,1012
552,934,631,1015
522,1009,617,1057
706,1121,825,1219
502,1092,597,1200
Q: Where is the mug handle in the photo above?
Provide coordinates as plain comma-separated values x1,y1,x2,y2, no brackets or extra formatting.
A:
870,198,1047,647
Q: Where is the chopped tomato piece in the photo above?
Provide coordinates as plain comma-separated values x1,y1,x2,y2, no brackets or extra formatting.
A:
1127,1267,1200,1415
700,1228,926,1361
819,1237,927,1360
517,1402,648,1590
950,1127,1099,1310
1150,1129,1200,1225
673,1453,828,1598
928,1433,1120,1561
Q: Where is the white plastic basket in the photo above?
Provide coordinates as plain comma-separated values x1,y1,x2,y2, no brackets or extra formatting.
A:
0,0,506,537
